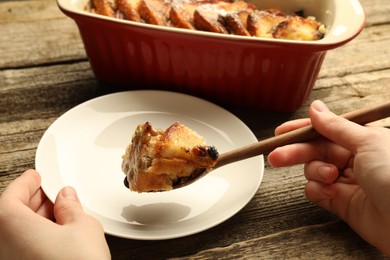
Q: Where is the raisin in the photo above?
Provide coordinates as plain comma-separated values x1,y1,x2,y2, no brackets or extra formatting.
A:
123,176,129,188
295,9,304,17
208,146,219,160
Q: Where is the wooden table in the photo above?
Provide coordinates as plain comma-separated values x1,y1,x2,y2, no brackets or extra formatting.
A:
1,0,389,258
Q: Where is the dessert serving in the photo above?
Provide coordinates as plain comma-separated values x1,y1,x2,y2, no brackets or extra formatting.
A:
121,122,218,192
86,0,326,41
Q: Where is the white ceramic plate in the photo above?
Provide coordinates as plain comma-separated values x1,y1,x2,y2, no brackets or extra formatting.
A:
36,90,264,240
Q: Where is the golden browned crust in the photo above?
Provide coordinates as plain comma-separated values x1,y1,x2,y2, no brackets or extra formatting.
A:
193,4,228,33
224,11,251,36
116,0,142,21
87,0,326,41
138,0,171,25
121,122,218,192
247,9,286,38
170,0,200,29
272,16,323,41
91,0,118,17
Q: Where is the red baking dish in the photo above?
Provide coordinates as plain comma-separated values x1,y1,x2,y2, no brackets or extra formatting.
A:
57,0,365,111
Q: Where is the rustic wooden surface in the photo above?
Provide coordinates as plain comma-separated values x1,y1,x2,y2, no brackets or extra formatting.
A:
1,0,390,259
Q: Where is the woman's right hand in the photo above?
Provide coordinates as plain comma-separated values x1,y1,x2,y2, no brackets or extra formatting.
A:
268,100,390,255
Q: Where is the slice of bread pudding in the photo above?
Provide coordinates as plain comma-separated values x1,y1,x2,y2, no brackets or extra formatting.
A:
122,122,218,192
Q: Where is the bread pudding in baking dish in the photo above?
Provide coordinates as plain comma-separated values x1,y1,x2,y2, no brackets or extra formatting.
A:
122,122,218,192
86,0,326,41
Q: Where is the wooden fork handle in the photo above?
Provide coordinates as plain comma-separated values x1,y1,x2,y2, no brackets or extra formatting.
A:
217,101,390,168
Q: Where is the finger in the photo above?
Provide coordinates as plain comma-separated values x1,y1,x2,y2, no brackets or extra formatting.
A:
304,161,339,184
304,180,361,221
274,118,311,136
53,186,85,225
1,169,41,206
337,167,358,184
268,140,352,169
29,188,49,212
304,180,336,204
309,100,370,153
36,198,55,220
268,143,308,167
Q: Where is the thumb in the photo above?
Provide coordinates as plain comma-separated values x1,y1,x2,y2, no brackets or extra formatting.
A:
309,100,368,154
53,186,85,225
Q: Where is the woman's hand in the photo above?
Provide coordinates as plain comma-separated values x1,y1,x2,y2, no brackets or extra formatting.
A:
0,169,111,260
268,100,390,255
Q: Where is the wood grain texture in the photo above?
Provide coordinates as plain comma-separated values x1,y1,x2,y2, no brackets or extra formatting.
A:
0,0,389,258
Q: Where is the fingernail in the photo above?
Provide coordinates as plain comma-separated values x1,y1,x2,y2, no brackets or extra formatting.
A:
60,186,78,201
312,100,328,112
318,165,332,181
